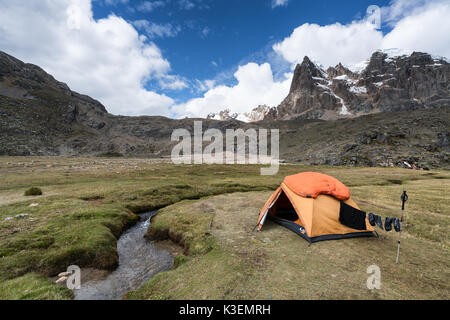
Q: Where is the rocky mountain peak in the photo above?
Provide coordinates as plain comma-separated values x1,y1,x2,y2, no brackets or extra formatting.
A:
206,108,238,121
327,63,357,80
206,105,277,123
289,56,326,94
275,49,449,121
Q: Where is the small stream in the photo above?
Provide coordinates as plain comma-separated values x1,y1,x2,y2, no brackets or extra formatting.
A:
74,211,173,300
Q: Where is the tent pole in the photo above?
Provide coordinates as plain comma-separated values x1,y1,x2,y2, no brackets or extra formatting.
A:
395,190,408,264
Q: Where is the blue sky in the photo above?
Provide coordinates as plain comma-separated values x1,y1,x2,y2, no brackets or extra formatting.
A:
0,0,448,117
92,0,392,103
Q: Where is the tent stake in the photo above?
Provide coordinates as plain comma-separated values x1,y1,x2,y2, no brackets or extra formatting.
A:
395,190,408,264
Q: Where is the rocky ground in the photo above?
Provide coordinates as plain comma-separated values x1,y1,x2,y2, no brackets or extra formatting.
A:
272,106,450,169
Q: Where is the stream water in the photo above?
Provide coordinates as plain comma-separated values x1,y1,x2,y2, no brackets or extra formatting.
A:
74,211,173,300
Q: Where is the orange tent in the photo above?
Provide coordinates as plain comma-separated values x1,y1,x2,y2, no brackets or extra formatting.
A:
256,172,375,243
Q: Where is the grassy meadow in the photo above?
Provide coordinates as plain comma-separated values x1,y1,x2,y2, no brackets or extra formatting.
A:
0,157,448,299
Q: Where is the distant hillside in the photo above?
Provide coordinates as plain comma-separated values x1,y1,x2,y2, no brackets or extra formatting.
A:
0,51,448,169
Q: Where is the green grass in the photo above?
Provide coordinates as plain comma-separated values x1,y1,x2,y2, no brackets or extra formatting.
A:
0,273,73,300
0,157,448,299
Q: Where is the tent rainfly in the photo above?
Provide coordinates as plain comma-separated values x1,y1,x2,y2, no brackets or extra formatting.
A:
256,172,376,244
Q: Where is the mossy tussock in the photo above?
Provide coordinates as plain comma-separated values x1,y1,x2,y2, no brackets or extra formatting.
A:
24,187,42,196
0,200,139,281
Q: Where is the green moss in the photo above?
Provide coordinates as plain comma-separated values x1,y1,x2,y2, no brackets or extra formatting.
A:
145,199,216,255
0,200,139,279
173,254,189,269
24,187,42,196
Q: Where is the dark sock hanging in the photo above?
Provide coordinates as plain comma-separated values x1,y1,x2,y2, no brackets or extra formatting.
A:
394,218,401,232
368,213,376,226
385,217,395,231
374,214,383,230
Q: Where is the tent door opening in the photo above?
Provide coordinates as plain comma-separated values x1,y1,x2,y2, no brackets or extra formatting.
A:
270,191,300,222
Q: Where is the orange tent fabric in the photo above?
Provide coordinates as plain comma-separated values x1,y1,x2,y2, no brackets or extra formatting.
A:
283,172,350,200
256,172,375,243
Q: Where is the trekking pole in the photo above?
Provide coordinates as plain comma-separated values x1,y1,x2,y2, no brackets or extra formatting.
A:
395,190,408,264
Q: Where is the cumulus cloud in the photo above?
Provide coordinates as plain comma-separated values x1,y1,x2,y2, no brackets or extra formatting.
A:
173,63,292,118
381,1,450,58
0,0,175,116
273,0,450,68
273,21,383,68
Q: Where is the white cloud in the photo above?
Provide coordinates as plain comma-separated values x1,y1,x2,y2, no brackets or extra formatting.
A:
381,0,430,25
177,0,210,11
381,1,450,58
273,21,383,67
133,20,181,38
178,0,196,10
200,26,210,38
173,63,292,118
0,0,175,116
159,75,189,90
193,79,216,93
273,0,450,68
135,1,165,12
271,0,289,8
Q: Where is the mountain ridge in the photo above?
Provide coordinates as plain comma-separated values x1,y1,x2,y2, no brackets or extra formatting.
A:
210,49,450,122
0,50,448,169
